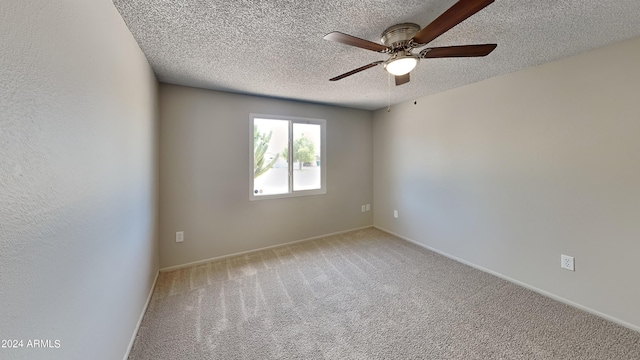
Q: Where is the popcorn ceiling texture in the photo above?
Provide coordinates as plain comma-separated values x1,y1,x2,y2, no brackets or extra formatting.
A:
112,0,640,110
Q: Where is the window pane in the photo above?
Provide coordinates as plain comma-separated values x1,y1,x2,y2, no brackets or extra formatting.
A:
293,123,321,191
253,118,289,196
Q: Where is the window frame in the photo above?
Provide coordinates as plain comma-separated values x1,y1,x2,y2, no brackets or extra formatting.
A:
250,113,326,201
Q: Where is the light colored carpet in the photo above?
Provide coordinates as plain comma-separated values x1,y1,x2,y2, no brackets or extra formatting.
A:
129,228,640,359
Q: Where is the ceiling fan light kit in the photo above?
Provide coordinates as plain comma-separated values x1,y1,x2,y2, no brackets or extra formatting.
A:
385,54,419,76
324,0,497,86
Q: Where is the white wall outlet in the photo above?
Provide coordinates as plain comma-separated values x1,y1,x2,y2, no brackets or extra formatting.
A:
176,231,184,243
561,254,574,271
361,205,366,213
366,204,370,211
393,210,398,218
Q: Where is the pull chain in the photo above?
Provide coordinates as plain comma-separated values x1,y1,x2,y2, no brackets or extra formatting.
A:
387,72,391,112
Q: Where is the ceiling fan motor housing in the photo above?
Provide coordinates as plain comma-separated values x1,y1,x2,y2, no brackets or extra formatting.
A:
381,23,421,50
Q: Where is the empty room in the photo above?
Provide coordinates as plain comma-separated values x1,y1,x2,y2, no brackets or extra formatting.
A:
2,0,640,359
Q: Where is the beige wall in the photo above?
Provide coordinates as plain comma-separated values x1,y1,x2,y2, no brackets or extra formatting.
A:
0,1,159,359
159,85,373,268
373,37,640,330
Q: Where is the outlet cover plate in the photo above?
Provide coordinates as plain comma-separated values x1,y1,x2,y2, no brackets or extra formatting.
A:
561,254,574,271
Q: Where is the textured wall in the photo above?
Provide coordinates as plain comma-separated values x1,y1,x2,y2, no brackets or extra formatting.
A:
373,37,640,330
0,1,159,359
159,85,373,268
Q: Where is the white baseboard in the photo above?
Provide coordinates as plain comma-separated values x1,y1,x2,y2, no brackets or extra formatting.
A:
160,225,374,272
374,225,640,334
123,270,159,360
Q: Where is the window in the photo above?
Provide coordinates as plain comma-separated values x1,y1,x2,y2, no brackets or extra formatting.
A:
250,114,326,200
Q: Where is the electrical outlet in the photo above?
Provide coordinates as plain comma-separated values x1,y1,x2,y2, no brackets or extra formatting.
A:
561,254,574,271
361,205,366,213
366,204,370,211
393,210,398,218
176,231,184,243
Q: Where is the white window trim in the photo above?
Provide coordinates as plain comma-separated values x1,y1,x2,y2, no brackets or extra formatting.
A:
250,113,326,201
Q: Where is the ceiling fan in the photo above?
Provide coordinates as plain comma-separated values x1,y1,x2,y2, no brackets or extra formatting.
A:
324,0,497,86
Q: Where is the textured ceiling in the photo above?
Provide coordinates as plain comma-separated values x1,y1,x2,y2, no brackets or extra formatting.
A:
112,0,640,110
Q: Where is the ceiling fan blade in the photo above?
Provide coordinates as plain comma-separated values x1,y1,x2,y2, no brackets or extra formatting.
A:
395,73,410,86
420,44,497,58
412,0,495,45
324,32,389,53
329,61,384,81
